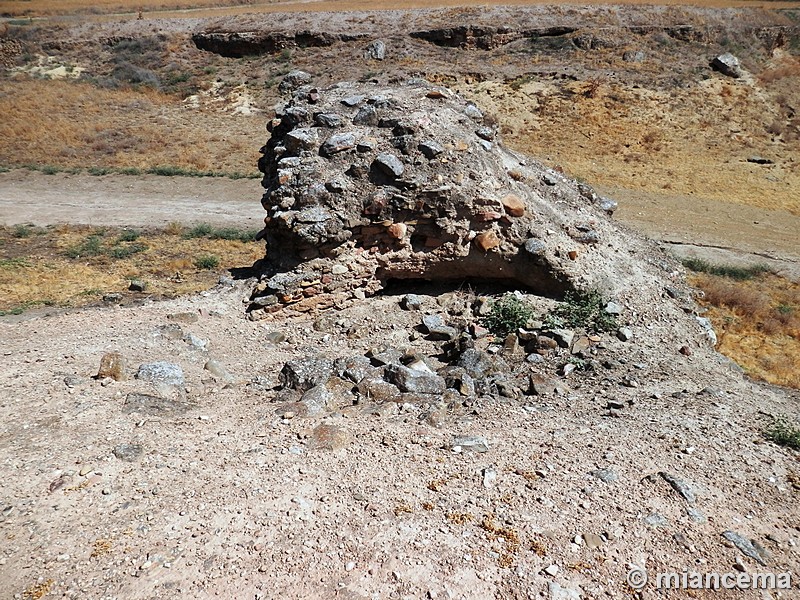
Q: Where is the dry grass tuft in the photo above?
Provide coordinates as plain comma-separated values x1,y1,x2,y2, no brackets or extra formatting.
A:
690,272,800,389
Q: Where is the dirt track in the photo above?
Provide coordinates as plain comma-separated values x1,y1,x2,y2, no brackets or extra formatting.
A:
1,169,797,278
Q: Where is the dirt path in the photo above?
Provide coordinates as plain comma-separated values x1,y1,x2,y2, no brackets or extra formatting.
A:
0,169,264,229
602,185,800,281
2,169,797,278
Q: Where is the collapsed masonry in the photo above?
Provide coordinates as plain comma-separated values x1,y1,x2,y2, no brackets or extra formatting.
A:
250,78,676,316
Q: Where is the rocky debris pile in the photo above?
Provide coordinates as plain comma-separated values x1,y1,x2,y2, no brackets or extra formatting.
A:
0,37,23,69
251,78,676,318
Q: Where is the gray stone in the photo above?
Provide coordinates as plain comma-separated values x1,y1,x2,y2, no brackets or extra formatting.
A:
464,103,483,120
452,435,489,453
388,364,446,394
341,95,365,107
373,152,405,178
659,471,696,504
475,126,495,141
280,357,335,391
357,377,402,402
616,327,633,342
597,197,618,214
102,293,123,304
363,39,386,60
545,329,574,348
135,361,184,387
722,531,768,565
320,132,357,157
457,348,495,378
696,316,718,346
183,332,207,350
128,279,146,292
367,346,403,366
123,393,188,415
300,384,335,416
336,355,374,383
622,50,645,62
604,301,623,315
711,53,743,78
401,294,424,310
353,106,378,126
643,513,668,528
252,294,278,308
526,353,545,364
523,238,546,255
112,443,143,462
418,140,444,159
590,468,618,483
204,359,234,382
265,331,287,344
279,70,312,92
314,112,343,128
687,507,707,524
284,128,319,153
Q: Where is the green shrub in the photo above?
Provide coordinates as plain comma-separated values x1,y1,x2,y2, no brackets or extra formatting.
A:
545,290,618,333
65,234,104,258
682,257,770,280
184,223,257,242
194,254,220,270
118,229,140,242
12,224,34,238
109,242,148,259
764,418,800,450
482,294,535,337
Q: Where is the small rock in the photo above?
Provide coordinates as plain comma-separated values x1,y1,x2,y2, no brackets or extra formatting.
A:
96,352,127,381
388,364,446,394
128,279,146,292
582,533,604,549
482,466,497,488
548,582,580,600
543,564,559,576
135,361,184,387
474,230,501,252
320,132,357,157
590,468,618,483
500,194,525,217
711,52,743,78
341,95,365,107
464,103,484,121
353,106,378,126
457,348,495,378
722,531,768,565
300,384,335,416
659,471,696,504
418,140,444,159
279,70,312,92
523,238,546,255
265,331,287,344
363,39,386,60
102,292,123,304
284,128,319,153
183,332,208,350
679,345,692,356
401,294,424,310
622,49,645,62
475,126,495,141
643,513,668,528
309,424,351,450
616,327,633,342
113,443,143,462
687,507,707,524
314,113,343,128
373,152,405,178
452,435,489,453
604,301,623,315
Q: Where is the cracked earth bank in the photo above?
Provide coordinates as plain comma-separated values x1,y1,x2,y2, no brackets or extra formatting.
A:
2,80,800,600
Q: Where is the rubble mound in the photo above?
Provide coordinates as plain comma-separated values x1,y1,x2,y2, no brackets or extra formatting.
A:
253,79,669,315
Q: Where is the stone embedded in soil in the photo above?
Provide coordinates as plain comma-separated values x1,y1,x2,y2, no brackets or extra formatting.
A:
452,435,489,453
388,364,446,394
135,361,184,387
96,352,126,381
112,443,143,462
309,423,351,450
123,393,188,416
722,531,769,565
659,471,696,504
373,152,405,178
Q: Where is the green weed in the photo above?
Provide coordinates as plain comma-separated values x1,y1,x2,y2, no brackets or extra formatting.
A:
483,294,535,337
194,254,220,270
545,290,618,333
682,258,770,280
764,418,800,450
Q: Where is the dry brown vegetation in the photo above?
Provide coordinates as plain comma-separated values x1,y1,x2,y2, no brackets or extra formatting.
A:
690,272,800,388
0,79,260,174
0,223,262,314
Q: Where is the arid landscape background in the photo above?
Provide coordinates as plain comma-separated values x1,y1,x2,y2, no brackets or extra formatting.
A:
1,1,800,598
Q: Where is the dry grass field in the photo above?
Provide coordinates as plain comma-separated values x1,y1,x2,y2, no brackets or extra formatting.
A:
0,223,262,314
690,270,800,388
